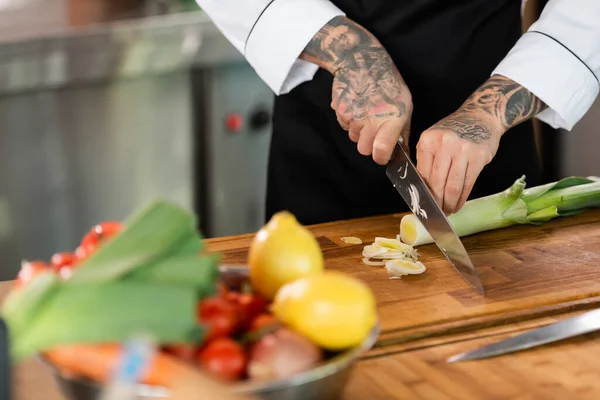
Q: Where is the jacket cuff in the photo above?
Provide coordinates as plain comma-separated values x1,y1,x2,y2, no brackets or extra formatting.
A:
245,0,345,95
492,32,599,130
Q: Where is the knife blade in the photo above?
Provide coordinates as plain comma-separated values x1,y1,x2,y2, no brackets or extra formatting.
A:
448,308,600,363
386,141,485,294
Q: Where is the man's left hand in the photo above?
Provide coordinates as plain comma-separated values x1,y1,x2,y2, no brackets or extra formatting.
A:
415,75,546,214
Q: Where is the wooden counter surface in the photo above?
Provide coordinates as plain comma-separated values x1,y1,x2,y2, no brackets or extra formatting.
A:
6,209,600,399
210,209,600,346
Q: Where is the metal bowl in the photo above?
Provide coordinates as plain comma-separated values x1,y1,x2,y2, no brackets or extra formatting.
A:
42,265,380,400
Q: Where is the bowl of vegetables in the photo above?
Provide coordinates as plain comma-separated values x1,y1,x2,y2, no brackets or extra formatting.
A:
2,201,380,400
46,264,380,400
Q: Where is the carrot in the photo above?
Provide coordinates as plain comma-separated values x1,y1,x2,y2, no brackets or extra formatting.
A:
43,344,185,387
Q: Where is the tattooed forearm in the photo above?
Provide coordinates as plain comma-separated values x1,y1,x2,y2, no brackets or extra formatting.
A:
462,75,547,130
300,16,409,120
432,75,547,145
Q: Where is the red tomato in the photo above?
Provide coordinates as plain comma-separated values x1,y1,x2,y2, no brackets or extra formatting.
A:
51,252,77,272
197,298,239,340
77,221,122,261
164,344,198,362
79,231,99,258
15,261,50,288
249,314,277,333
94,221,123,241
75,245,94,262
229,293,269,330
197,338,246,381
58,266,74,280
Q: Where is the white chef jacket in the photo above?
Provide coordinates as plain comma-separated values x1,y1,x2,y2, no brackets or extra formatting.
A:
196,0,600,131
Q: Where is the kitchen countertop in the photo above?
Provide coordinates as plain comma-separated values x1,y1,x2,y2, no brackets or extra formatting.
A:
5,208,600,399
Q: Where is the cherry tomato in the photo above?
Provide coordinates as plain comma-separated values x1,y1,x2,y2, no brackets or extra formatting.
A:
249,313,277,333
94,221,123,241
229,293,269,330
79,231,99,259
15,261,50,288
197,298,239,340
75,245,94,262
197,338,246,381
77,221,122,261
164,344,198,362
51,252,77,272
58,266,74,280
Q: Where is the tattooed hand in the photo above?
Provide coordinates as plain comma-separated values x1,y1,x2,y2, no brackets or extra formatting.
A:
416,74,547,214
300,16,412,165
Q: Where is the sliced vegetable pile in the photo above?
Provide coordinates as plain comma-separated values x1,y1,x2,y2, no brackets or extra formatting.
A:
400,175,600,246
362,237,426,279
1,202,378,387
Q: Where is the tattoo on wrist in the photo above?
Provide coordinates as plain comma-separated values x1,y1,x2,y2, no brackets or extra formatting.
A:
434,118,492,144
434,75,547,145
301,16,408,120
463,75,547,130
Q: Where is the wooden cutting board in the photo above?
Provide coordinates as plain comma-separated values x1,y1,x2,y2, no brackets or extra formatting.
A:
343,310,600,399
207,209,600,347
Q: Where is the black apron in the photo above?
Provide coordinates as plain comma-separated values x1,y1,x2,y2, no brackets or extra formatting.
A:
265,0,541,226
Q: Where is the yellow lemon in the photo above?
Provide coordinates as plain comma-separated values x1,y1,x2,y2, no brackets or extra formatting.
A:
272,271,378,350
248,211,324,300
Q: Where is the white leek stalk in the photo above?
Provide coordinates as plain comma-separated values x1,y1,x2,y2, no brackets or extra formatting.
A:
400,175,600,246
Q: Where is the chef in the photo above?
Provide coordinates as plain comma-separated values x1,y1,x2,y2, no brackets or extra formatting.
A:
196,0,600,225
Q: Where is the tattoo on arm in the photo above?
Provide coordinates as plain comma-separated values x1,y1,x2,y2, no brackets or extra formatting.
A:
433,75,547,144
462,75,547,130
300,16,409,120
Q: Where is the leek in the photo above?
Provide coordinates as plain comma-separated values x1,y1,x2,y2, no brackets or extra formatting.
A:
12,281,203,360
1,199,219,361
400,175,600,246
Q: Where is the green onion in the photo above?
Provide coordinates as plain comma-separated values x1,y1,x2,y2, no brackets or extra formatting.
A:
127,253,221,298
1,271,58,339
68,200,203,284
400,175,600,246
11,281,203,361
1,199,220,361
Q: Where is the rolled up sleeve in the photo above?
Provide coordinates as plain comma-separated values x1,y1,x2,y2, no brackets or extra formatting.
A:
492,0,600,130
197,0,345,95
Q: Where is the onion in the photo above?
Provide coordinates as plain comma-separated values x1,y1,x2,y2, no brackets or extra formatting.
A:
341,236,363,244
247,328,323,380
385,259,426,278
362,258,386,266
361,237,426,278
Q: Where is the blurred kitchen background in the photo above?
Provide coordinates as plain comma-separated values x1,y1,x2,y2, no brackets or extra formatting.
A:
0,0,597,280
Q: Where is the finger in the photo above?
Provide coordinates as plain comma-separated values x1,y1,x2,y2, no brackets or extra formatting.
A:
428,152,452,208
456,161,485,211
416,141,434,185
357,121,377,156
350,120,364,148
372,120,403,165
443,155,468,214
337,114,349,131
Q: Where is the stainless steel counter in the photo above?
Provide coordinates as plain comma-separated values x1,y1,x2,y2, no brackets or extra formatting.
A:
0,6,244,95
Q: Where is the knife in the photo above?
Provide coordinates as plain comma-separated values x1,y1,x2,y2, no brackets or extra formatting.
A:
386,141,485,294
448,308,600,363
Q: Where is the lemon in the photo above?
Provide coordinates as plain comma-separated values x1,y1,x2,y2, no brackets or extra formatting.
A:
272,271,378,350
248,211,324,300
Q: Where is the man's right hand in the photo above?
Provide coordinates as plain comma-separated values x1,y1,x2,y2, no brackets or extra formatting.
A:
300,16,413,165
